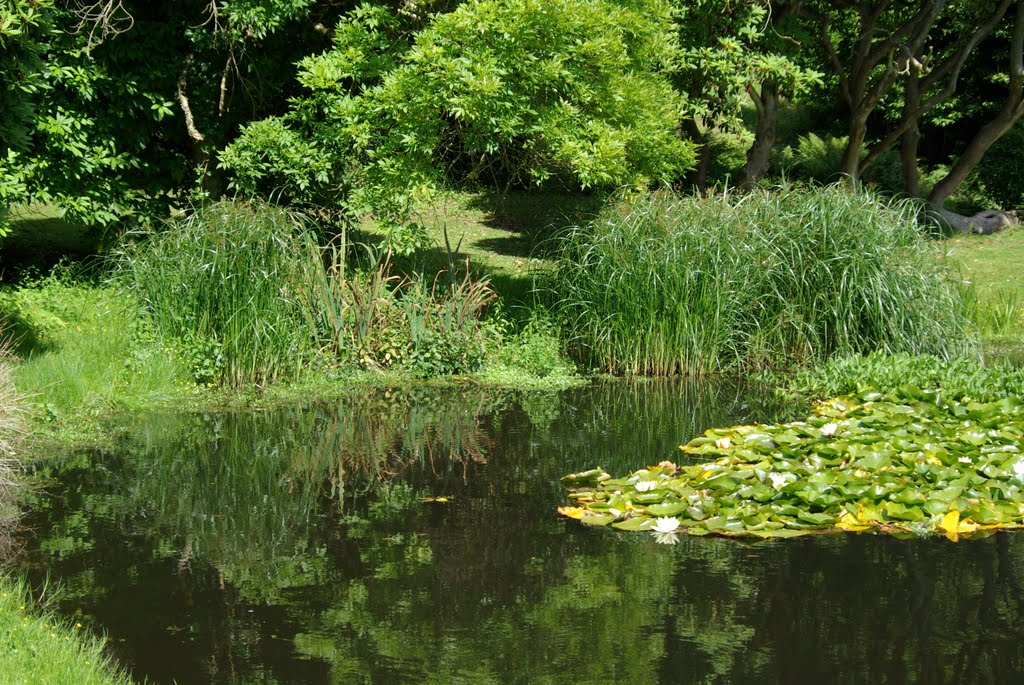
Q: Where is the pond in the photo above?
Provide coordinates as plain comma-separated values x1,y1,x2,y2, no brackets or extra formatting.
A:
10,380,1024,683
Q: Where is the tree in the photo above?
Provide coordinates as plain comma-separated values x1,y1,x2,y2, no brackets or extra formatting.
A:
668,0,821,191
0,0,54,234
795,0,1024,232
222,0,695,251
1,0,331,234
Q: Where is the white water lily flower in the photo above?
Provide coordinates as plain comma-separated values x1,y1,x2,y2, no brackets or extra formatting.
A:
653,516,680,533
652,531,680,545
635,480,658,492
768,472,796,490
820,423,838,436
715,436,731,449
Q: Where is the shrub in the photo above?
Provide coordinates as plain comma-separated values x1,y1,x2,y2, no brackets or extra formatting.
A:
553,184,974,375
115,200,319,386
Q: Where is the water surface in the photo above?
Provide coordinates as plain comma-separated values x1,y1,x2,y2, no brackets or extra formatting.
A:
12,380,1024,683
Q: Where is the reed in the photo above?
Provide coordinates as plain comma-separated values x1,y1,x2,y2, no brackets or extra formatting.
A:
553,185,974,375
116,200,320,386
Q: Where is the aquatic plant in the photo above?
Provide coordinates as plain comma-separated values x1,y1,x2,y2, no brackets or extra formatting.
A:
115,200,320,386
560,387,1024,540
552,184,973,375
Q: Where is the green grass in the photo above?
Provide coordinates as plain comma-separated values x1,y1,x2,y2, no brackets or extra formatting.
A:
552,185,974,375
115,201,321,387
0,274,189,445
360,189,604,308
0,577,134,685
945,226,1024,362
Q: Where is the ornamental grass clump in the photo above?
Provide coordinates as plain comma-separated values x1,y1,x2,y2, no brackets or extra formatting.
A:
116,200,320,386
553,185,973,375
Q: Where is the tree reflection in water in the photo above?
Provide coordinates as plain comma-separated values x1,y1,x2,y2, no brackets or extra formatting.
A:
16,380,1024,684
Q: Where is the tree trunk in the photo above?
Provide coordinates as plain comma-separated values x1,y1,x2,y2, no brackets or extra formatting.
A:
682,118,710,193
841,114,868,183
927,111,1023,208
900,68,922,198
928,207,1017,234
926,1,1024,233
737,83,778,190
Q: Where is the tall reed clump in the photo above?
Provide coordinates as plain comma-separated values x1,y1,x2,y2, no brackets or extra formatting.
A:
115,200,320,386
553,184,974,375
298,243,497,377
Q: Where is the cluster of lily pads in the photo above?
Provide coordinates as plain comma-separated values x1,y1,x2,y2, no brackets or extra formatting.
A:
559,387,1024,542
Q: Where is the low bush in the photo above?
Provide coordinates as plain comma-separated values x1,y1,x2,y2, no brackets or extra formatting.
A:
553,184,974,375
789,352,1024,403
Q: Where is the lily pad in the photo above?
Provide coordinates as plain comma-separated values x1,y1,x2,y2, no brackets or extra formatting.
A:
559,388,1024,541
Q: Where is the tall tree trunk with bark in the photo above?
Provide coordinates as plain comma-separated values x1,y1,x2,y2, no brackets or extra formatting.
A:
928,1,1024,234
738,83,779,189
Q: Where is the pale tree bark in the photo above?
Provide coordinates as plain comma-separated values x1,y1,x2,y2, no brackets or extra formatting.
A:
737,82,779,189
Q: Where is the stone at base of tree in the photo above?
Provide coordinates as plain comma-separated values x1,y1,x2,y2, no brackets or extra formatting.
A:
930,207,1019,235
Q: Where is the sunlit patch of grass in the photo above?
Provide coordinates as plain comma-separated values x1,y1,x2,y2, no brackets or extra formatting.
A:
0,577,133,685
1,274,189,443
946,226,1024,364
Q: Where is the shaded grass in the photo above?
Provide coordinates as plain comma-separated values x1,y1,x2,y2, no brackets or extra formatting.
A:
0,576,134,685
553,185,974,375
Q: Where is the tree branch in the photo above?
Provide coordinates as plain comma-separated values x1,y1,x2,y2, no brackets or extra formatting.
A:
178,55,205,144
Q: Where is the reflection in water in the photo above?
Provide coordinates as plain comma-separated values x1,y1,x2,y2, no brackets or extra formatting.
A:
12,380,1024,683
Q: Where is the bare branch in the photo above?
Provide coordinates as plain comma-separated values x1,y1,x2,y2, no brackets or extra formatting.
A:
71,1,134,50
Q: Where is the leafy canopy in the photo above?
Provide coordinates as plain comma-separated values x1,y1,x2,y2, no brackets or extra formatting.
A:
221,0,695,250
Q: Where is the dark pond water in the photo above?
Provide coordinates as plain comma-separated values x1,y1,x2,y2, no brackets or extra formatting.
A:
10,380,1024,684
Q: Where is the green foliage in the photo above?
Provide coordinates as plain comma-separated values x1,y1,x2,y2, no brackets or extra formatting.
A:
553,184,973,375
115,200,320,386
474,312,580,387
6,277,186,428
791,352,1024,404
671,0,822,128
775,133,900,191
562,388,1024,539
0,576,133,685
302,248,498,377
977,121,1024,209
223,0,694,250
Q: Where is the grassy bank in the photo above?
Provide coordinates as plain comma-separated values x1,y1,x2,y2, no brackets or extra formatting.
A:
3,188,1023,449
0,577,134,685
0,336,130,685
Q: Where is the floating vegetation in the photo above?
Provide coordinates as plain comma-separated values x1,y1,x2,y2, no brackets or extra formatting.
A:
559,388,1024,541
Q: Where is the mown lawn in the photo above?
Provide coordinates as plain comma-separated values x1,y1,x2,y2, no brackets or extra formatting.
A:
945,226,1024,363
